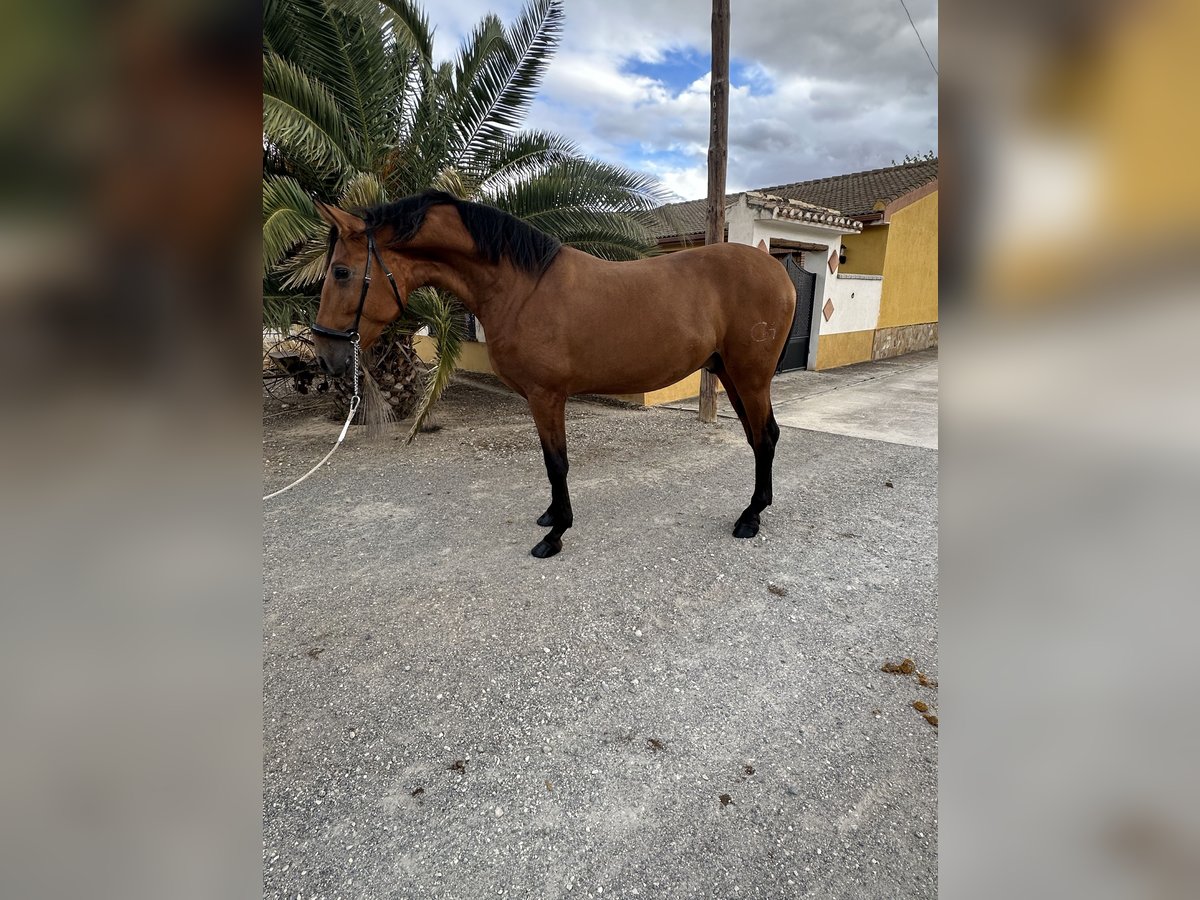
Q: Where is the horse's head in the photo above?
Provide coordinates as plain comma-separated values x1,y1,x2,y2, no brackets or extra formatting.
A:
311,202,408,376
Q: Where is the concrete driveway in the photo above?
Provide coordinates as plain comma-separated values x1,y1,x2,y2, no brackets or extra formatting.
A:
668,349,938,450
263,352,938,899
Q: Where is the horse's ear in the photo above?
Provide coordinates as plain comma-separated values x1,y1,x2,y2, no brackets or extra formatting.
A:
313,200,365,235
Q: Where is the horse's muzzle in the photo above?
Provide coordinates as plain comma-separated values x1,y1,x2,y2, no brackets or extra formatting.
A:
312,335,353,376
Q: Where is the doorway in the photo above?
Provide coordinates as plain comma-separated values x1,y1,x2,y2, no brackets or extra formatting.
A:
776,254,816,372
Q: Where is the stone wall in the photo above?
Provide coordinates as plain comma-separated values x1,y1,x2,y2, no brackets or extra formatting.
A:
872,322,938,360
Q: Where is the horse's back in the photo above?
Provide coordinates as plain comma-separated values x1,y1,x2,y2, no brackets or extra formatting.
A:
635,242,796,331
495,244,796,394
557,242,793,305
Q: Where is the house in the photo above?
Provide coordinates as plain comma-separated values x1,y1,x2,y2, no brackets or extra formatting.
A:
651,158,938,374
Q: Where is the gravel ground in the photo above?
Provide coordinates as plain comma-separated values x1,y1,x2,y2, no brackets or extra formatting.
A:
263,378,938,899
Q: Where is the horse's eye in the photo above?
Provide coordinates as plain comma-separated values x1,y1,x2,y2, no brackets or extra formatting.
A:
333,265,351,281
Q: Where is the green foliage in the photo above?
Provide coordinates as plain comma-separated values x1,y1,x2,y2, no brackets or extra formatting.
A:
263,0,665,431
399,289,463,443
893,150,937,165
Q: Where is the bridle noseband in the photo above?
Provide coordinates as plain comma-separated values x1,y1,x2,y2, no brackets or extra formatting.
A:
311,230,406,343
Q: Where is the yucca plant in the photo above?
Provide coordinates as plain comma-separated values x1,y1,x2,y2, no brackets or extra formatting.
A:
263,0,664,438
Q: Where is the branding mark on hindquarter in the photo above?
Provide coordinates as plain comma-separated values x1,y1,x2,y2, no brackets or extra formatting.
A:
750,322,776,342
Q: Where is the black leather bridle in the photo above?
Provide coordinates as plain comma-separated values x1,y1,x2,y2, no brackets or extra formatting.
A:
311,231,406,342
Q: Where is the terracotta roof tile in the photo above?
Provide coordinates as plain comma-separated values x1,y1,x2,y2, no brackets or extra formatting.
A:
650,158,938,241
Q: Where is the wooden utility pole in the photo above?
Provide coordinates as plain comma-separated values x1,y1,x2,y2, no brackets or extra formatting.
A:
699,0,729,423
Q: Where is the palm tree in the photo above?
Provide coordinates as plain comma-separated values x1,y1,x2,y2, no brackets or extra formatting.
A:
263,0,663,437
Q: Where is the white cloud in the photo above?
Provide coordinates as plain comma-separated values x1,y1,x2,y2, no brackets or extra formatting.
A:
431,0,938,194
646,163,709,203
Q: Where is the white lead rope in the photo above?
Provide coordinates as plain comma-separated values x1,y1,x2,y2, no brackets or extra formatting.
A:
263,336,361,502
262,396,359,501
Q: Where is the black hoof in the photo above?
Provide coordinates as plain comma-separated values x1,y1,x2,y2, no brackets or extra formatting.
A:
733,517,760,539
536,510,555,527
531,536,563,558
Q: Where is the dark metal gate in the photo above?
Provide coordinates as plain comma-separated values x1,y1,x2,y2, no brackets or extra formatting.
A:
777,254,815,372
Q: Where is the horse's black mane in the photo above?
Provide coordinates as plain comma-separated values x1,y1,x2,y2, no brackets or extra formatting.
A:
358,190,561,276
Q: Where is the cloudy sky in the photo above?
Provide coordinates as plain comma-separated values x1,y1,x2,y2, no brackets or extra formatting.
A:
431,0,938,201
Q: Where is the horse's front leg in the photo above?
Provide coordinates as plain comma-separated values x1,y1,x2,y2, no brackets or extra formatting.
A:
527,391,572,558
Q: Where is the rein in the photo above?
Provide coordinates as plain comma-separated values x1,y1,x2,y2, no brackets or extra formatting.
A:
264,230,404,502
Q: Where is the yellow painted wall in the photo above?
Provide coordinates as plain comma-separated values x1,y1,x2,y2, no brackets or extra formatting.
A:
414,334,494,374
877,190,938,329
840,224,889,275
644,374,702,405
814,330,874,370
612,371,724,405
413,333,437,364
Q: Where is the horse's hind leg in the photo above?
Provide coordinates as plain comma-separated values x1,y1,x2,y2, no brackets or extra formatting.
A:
712,355,753,446
734,401,780,538
527,390,573,558
716,361,780,539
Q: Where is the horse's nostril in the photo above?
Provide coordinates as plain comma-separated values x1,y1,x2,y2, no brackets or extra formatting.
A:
318,356,333,374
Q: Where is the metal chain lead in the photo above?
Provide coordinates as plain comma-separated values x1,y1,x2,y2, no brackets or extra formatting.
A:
351,334,361,406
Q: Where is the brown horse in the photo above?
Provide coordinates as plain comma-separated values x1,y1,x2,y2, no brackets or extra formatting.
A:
311,191,795,558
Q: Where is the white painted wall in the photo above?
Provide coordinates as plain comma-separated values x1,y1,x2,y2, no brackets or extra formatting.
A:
731,202,847,260
726,195,863,368
799,248,832,369
819,274,883,335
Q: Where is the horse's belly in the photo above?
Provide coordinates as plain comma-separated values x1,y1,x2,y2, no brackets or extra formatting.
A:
568,334,712,395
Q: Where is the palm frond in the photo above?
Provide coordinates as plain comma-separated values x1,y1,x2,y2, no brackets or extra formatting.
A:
281,0,395,165
386,61,455,196
402,288,465,442
475,129,577,192
550,213,657,259
560,233,658,261
338,170,389,211
267,0,365,114
432,167,475,198
445,16,508,156
263,52,357,177
263,174,322,273
486,157,665,257
264,0,301,59
492,157,662,215
263,291,318,334
450,15,507,100
279,237,332,289
377,0,435,62
451,0,563,168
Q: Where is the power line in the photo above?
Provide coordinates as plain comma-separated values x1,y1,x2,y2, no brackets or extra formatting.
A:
898,0,938,77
